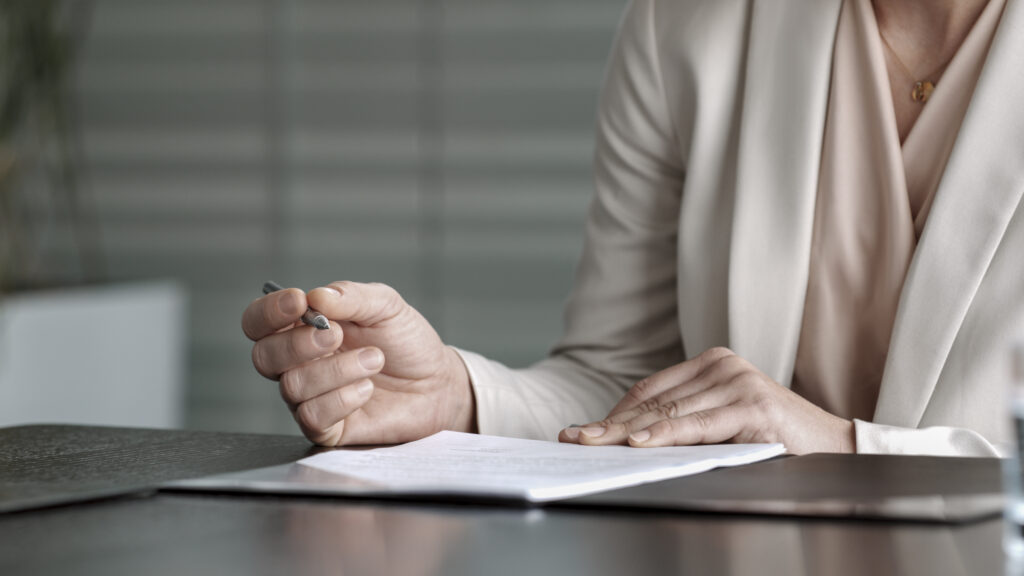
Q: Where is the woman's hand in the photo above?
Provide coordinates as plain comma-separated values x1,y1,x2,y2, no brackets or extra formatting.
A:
242,281,475,446
558,347,854,454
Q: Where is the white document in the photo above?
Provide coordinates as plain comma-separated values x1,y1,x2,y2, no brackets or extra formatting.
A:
298,431,785,502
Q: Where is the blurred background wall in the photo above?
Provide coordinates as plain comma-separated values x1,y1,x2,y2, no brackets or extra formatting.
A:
0,0,625,435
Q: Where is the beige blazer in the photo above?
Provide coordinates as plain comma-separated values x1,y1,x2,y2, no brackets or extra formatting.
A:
456,0,1024,456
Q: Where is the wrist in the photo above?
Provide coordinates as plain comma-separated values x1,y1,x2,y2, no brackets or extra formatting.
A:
834,418,856,453
443,346,477,433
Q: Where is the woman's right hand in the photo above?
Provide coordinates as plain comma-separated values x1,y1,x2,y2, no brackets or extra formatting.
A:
241,281,475,446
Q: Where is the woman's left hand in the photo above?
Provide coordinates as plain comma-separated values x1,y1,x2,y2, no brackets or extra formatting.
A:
558,347,855,454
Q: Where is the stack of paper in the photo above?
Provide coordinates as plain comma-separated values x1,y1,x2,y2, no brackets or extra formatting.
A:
298,431,785,502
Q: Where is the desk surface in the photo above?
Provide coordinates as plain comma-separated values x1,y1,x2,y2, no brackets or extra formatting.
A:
0,425,1011,576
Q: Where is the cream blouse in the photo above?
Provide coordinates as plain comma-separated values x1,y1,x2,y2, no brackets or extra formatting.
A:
791,0,1007,421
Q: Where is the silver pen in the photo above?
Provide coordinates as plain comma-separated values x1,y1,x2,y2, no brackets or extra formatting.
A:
262,280,330,330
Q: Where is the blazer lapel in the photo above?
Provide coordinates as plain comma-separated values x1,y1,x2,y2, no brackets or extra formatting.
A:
729,0,842,385
874,0,1024,427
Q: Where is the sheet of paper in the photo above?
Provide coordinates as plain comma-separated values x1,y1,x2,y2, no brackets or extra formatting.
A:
298,431,785,502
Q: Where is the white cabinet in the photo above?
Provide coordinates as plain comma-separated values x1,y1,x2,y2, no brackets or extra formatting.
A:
0,281,186,428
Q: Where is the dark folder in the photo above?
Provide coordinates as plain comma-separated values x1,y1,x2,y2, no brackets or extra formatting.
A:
166,453,1004,524
559,453,1003,523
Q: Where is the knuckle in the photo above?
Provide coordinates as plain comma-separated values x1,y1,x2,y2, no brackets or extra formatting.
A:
753,394,778,415
376,283,407,316
702,347,735,368
262,296,279,329
690,410,713,431
704,346,733,359
705,349,739,373
295,402,324,435
316,428,343,447
331,280,355,293
287,328,305,361
719,354,747,372
736,371,763,389
328,354,350,383
329,386,350,415
657,402,680,420
241,299,260,340
629,378,654,401
719,375,750,403
251,344,274,379
637,398,661,414
279,370,304,404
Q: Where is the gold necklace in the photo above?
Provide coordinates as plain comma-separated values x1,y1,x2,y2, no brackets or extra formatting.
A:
877,31,954,103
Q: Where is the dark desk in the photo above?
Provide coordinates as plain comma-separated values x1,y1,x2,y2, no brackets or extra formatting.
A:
0,425,1010,576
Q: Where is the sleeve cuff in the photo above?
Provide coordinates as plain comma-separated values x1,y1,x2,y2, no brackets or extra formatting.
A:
450,347,498,436
853,419,1003,457
451,346,554,439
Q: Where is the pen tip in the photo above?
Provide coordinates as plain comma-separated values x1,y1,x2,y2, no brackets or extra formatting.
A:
313,316,330,330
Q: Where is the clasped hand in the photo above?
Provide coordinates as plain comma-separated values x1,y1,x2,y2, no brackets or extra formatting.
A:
559,347,854,454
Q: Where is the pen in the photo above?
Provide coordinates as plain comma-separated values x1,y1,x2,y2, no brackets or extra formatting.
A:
262,280,330,330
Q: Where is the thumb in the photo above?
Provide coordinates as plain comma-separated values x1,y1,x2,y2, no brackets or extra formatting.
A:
307,281,406,327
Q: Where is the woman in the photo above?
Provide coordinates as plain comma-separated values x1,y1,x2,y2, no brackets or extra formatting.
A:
241,0,1023,456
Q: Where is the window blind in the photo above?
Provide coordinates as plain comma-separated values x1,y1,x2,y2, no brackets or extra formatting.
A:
67,0,624,433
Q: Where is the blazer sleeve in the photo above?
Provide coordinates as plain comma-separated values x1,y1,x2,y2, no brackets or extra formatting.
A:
456,0,688,441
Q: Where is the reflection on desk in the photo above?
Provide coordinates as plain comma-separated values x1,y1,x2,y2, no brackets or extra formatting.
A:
0,492,1005,576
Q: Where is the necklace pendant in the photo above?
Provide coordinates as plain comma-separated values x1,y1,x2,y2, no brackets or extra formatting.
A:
912,81,935,103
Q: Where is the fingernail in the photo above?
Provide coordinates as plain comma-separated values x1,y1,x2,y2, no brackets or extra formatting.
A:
325,286,343,299
629,430,651,444
358,348,384,370
563,427,580,441
313,328,337,348
280,292,302,315
579,426,606,438
356,380,373,396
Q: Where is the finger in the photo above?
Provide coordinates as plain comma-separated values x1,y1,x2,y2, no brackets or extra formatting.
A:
306,390,439,447
294,379,375,445
279,347,386,408
307,281,406,327
242,288,308,341
251,322,343,380
628,406,742,447
578,384,740,446
595,358,740,428
558,427,582,444
609,347,736,416
574,354,748,443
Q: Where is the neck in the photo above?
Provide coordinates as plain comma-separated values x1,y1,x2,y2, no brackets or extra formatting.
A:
873,0,990,53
